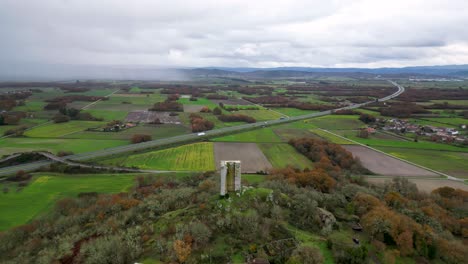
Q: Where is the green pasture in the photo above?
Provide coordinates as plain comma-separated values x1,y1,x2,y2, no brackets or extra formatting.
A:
0,138,127,156
259,143,313,169
82,109,128,121
100,142,216,171
271,107,318,117
24,121,105,138
305,115,366,130
212,127,282,143
235,109,283,121
64,124,189,140
409,117,467,127
178,98,218,109
0,173,137,231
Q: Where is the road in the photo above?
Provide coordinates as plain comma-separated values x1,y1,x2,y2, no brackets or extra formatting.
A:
0,80,404,177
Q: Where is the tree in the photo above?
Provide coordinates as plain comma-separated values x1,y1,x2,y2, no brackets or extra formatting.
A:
287,245,323,264
359,113,376,124
173,239,191,263
52,113,70,123
212,107,222,115
131,134,152,144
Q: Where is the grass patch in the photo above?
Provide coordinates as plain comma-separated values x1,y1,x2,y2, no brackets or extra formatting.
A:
24,121,105,138
101,142,215,171
259,143,313,169
82,109,128,121
243,174,267,184
286,225,334,264
0,173,137,231
212,128,282,143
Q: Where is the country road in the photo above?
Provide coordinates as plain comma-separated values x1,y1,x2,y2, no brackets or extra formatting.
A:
0,80,405,177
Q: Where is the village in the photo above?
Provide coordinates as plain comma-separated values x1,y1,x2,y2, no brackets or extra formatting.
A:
381,118,468,144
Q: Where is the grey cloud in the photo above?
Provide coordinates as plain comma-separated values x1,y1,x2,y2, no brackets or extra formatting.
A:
0,0,468,73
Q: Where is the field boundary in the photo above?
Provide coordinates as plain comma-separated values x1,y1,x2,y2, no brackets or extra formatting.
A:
318,129,464,182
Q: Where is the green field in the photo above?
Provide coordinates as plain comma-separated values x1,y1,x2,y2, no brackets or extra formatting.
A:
376,147,468,178
82,109,129,121
0,173,137,230
234,109,283,121
271,107,318,117
243,174,267,184
64,124,189,140
306,115,366,130
101,142,216,171
409,117,467,127
310,129,356,144
0,138,128,156
24,121,105,138
178,97,218,109
212,127,282,143
336,132,467,152
259,143,313,169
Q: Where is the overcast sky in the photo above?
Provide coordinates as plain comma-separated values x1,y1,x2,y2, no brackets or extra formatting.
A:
1,0,468,69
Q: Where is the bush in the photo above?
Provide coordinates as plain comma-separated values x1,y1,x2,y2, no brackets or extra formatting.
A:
218,114,256,123
53,113,70,123
131,134,152,144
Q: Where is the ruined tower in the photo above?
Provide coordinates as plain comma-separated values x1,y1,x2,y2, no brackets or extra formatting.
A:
220,160,241,196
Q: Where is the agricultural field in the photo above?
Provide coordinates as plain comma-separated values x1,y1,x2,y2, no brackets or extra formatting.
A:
376,147,468,178
367,177,468,192
82,109,128,121
100,142,216,171
258,143,314,170
0,173,137,230
24,121,105,138
271,107,318,117
178,97,218,109
272,127,319,141
212,127,282,143
343,145,438,177
234,109,283,121
310,129,356,144
0,138,128,156
63,124,189,140
305,115,366,130
213,142,272,173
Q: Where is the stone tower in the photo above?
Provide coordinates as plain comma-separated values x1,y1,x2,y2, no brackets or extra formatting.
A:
220,160,241,196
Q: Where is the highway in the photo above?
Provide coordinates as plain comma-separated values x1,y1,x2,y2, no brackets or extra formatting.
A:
0,80,404,177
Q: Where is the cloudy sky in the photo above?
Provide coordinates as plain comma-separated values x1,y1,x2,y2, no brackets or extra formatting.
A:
1,0,468,69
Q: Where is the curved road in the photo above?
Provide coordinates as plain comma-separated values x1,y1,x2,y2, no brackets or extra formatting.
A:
0,80,404,177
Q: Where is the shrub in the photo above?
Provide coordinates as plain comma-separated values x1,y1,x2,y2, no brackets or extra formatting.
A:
131,134,152,144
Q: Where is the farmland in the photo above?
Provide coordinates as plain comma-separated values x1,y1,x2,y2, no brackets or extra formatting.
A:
212,127,282,142
24,121,105,138
214,142,272,173
0,173,137,230
100,142,216,171
258,143,314,169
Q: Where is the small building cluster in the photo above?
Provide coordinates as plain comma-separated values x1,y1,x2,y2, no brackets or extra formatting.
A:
383,119,467,144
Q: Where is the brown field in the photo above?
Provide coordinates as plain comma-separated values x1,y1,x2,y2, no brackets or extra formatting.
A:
125,111,181,124
210,98,252,105
214,142,272,173
343,145,438,177
367,178,468,192
183,105,205,113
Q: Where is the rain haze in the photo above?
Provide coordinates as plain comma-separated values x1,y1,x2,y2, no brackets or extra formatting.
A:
1,0,468,79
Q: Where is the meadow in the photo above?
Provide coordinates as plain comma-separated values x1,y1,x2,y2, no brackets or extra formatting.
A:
234,109,283,121
271,107,318,117
305,115,366,130
212,127,282,143
0,138,128,156
101,142,216,171
258,143,314,169
24,121,105,138
0,173,137,230
63,124,189,140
